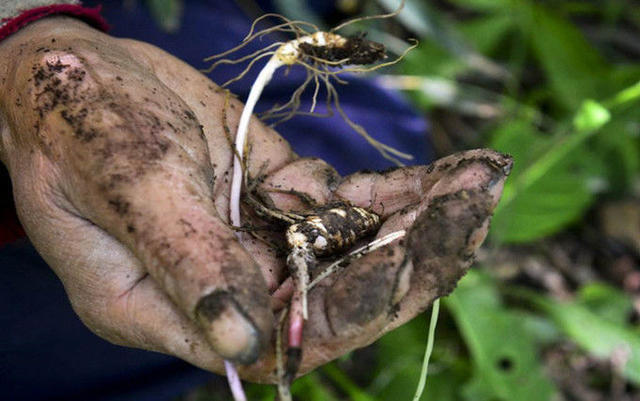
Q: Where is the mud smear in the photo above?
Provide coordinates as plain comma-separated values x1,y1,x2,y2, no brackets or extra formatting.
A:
408,189,493,297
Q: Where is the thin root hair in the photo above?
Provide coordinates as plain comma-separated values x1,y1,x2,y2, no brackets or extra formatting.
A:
202,42,283,73
324,80,412,165
330,0,406,33
310,73,321,113
259,64,337,126
244,13,317,42
263,106,335,128
259,68,314,120
220,51,275,87
294,59,349,84
304,54,351,67
204,19,314,62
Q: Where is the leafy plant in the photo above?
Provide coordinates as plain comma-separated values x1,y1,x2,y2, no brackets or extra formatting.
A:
176,1,640,400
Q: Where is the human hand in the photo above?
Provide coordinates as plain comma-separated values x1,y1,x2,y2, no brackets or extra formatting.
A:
0,16,511,382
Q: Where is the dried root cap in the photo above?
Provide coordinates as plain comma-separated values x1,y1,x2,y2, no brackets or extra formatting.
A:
276,32,386,66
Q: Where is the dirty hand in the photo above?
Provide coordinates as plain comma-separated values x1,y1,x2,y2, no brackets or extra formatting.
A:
0,17,511,382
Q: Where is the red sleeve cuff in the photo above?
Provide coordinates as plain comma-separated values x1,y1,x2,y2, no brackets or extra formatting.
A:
0,208,25,247
0,4,109,42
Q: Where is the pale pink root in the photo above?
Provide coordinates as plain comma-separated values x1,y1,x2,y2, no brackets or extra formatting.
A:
284,285,305,384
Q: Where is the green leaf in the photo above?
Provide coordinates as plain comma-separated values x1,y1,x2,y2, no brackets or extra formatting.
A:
245,383,276,401
573,100,611,133
592,109,640,191
384,0,504,79
460,14,515,55
322,364,377,401
522,3,609,110
491,76,640,243
491,160,595,243
577,283,634,327
526,291,640,385
447,0,510,12
489,118,598,243
145,0,183,32
511,310,562,344
445,272,557,401
291,372,340,401
401,41,466,79
607,80,640,109
592,78,640,191
372,318,431,400
372,315,468,401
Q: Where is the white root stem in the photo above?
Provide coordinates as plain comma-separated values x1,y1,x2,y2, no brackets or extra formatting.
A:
225,57,283,401
229,56,284,229
224,360,247,401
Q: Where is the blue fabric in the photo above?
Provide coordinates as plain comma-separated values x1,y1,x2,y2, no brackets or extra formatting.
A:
92,0,431,173
1,1,431,400
1,240,212,401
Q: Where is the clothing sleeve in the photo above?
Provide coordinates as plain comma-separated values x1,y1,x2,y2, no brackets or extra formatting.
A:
1,0,79,19
0,0,108,42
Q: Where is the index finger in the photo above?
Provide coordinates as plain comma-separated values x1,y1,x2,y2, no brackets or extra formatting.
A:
333,149,513,218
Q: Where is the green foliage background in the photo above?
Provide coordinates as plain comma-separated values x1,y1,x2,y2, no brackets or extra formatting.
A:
155,0,640,400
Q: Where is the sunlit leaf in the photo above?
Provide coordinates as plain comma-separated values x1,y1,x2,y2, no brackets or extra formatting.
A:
573,100,611,132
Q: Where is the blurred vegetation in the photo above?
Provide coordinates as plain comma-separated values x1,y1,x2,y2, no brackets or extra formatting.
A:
153,0,640,400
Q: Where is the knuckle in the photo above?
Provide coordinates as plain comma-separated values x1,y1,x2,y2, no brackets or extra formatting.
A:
27,50,93,117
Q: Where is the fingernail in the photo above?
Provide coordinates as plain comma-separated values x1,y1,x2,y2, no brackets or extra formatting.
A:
195,290,261,365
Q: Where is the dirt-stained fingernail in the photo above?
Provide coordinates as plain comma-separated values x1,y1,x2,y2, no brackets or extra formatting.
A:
195,290,261,365
485,153,513,189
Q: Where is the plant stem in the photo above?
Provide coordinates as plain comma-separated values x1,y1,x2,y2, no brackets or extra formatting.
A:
412,298,440,401
230,56,284,228
226,55,283,401
225,360,247,401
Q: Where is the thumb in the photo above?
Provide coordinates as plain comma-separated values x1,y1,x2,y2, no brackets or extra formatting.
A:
68,96,273,365
18,47,274,363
